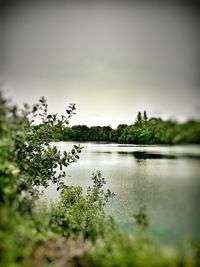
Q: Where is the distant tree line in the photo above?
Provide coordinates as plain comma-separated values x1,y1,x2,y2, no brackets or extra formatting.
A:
57,111,200,144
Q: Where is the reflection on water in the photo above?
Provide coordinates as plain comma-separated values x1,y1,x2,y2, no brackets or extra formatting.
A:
45,142,200,246
93,150,200,160
118,151,177,160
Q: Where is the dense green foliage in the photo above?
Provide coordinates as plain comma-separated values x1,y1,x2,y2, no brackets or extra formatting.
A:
0,91,199,266
60,111,200,144
0,91,114,266
87,233,190,267
49,174,115,241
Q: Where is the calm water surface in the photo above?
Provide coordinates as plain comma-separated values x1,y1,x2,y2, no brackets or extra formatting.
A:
45,142,200,245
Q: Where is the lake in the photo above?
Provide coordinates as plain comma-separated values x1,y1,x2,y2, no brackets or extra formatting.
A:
44,142,200,246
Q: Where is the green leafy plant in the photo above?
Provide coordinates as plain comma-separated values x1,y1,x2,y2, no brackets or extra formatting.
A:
133,206,149,229
49,171,115,240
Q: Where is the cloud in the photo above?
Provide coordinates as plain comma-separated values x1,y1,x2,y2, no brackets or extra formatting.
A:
0,1,199,125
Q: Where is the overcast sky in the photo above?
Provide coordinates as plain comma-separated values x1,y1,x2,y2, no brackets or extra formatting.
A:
0,1,199,127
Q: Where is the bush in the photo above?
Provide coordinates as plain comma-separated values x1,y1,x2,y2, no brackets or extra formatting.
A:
49,171,115,240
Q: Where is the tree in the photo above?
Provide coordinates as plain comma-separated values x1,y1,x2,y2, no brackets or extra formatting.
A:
0,92,85,210
136,112,142,122
143,110,148,121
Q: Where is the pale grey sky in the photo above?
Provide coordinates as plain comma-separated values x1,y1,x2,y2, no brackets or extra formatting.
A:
0,1,199,127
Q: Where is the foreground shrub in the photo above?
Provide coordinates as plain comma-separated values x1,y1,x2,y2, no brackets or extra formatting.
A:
49,171,115,240
86,232,198,267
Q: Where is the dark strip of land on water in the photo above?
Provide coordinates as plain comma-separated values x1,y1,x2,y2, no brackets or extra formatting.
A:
53,112,200,144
